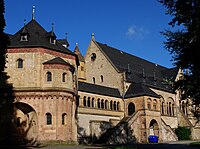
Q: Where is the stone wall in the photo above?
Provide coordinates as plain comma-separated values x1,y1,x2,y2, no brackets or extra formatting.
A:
84,40,124,93
6,47,76,91
5,47,78,143
14,91,77,142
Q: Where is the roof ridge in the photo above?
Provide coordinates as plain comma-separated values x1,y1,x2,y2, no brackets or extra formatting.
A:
96,41,168,69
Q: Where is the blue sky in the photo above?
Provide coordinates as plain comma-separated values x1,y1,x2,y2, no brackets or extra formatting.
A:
4,0,174,68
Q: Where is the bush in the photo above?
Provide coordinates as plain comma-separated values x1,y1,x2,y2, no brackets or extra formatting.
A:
175,126,191,140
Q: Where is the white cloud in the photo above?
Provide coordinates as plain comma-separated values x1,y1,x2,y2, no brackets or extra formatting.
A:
126,25,149,40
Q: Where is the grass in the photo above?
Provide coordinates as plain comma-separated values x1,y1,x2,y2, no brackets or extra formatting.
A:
190,142,200,147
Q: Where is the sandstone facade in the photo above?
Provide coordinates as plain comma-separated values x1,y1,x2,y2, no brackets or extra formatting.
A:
3,16,200,145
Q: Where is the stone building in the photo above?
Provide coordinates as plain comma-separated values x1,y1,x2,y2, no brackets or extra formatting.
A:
76,34,200,143
3,10,200,145
5,17,79,143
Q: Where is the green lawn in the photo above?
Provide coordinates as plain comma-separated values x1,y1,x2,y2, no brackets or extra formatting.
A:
190,142,200,147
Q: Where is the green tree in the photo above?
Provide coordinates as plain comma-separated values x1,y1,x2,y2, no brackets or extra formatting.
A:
0,0,15,144
159,0,200,118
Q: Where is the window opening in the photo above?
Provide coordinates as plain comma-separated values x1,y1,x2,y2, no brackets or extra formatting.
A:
46,113,52,125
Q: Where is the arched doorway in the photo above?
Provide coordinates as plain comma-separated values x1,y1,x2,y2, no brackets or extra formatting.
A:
14,102,38,141
128,102,135,116
149,119,159,136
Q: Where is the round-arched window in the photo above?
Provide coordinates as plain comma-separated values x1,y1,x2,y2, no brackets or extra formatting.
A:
128,102,135,116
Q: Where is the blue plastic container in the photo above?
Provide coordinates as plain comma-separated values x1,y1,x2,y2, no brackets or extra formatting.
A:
148,135,158,143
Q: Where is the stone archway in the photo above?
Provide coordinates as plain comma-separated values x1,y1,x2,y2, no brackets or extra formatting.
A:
149,119,159,136
14,102,38,142
128,102,135,116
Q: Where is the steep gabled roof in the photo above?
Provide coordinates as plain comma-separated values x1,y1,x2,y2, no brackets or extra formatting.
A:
124,83,160,98
78,81,121,98
95,41,179,92
8,20,74,55
74,44,85,62
43,57,75,73
43,57,71,66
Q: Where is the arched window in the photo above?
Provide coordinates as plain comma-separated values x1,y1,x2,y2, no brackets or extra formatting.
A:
62,113,67,125
62,73,67,82
87,97,91,107
147,98,151,110
47,72,52,82
172,104,175,116
117,102,120,111
128,102,135,116
83,96,87,107
169,102,172,115
91,98,94,107
153,99,157,110
101,99,104,109
110,100,113,110
17,58,23,68
100,75,104,82
93,77,95,84
46,113,52,125
114,101,117,111
105,100,108,109
97,98,101,108
166,102,169,115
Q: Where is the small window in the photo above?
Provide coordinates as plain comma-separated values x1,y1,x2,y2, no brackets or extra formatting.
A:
20,35,28,41
62,73,66,82
117,102,120,111
62,113,67,125
17,58,23,68
91,98,94,108
114,101,117,111
47,72,52,82
46,113,52,125
91,53,96,61
153,99,157,110
50,38,56,44
128,102,135,116
93,77,95,84
83,96,87,107
100,75,104,82
110,101,113,110
169,102,172,115
101,99,104,109
147,98,151,110
105,100,108,109
97,98,101,108
87,97,91,107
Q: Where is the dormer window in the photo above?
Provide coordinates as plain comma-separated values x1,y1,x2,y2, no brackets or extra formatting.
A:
20,35,28,41
20,19,28,42
49,23,56,44
50,38,56,44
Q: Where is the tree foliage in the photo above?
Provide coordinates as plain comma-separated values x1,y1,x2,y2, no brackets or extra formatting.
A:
0,0,15,145
159,0,200,115
175,126,191,140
